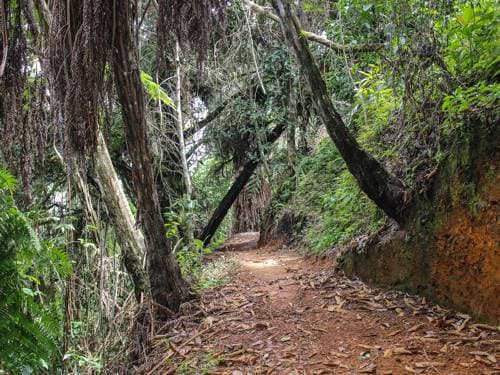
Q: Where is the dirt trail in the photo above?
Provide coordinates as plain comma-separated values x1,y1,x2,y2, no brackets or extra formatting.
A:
142,239,500,374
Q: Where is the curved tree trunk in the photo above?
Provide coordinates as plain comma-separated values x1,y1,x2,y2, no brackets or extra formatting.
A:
94,131,148,301
272,0,409,225
112,2,190,311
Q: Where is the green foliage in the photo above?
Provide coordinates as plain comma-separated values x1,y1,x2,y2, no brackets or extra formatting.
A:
287,142,383,254
305,168,382,252
176,352,223,374
0,168,71,374
192,158,232,242
442,82,499,122
206,45,294,161
140,71,175,107
438,1,500,132
156,156,234,289
193,257,238,292
442,1,499,82
354,64,399,158
62,350,103,371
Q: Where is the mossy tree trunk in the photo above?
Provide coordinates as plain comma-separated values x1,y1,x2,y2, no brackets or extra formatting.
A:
94,131,148,301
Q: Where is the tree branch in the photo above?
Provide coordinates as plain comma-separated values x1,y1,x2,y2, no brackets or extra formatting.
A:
244,0,383,53
184,97,231,138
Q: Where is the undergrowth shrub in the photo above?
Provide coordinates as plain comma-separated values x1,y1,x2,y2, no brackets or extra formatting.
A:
288,141,383,254
0,168,71,374
440,0,500,133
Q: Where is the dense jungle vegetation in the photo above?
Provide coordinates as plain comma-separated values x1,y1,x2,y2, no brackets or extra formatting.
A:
0,0,498,373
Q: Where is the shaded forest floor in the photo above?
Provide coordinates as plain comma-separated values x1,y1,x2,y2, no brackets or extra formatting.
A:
139,236,500,374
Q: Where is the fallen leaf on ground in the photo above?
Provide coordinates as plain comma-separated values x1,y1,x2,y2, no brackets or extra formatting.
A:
408,323,425,332
415,361,445,368
393,347,413,355
404,366,424,374
358,363,376,373
387,329,401,337
331,351,350,358
472,323,499,332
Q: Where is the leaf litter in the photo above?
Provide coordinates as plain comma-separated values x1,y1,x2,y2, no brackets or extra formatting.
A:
134,243,500,374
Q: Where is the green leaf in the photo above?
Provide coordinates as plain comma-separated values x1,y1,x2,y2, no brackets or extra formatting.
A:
458,7,475,25
22,288,35,297
140,71,175,108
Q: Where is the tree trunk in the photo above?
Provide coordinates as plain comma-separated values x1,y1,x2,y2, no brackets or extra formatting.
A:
94,131,148,301
199,122,286,245
231,155,271,234
272,0,409,225
174,39,195,249
112,2,190,311
287,80,298,177
200,158,259,246
0,0,7,78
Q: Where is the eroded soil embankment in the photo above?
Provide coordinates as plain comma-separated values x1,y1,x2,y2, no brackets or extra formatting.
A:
341,164,500,323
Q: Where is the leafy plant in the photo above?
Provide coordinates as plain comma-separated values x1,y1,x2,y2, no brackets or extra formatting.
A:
284,141,383,254
141,71,175,107
0,168,71,373
442,1,499,82
442,82,499,121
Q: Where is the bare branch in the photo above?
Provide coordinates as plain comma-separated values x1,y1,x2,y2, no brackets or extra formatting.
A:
244,0,383,53
184,91,242,138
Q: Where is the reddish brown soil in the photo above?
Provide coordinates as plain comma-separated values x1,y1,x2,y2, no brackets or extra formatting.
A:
142,242,500,374
433,171,500,321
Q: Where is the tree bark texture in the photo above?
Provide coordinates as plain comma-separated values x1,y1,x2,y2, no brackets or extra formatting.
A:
112,2,190,311
199,122,286,245
272,0,409,225
94,131,149,301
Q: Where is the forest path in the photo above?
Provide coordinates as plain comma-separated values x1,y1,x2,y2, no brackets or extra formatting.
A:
145,239,499,374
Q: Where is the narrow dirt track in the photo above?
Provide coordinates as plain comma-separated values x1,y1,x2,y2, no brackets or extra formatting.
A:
143,240,500,374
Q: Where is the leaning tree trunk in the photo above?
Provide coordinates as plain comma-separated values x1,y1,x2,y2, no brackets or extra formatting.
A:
94,131,148,301
199,122,286,245
112,2,190,311
272,0,409,225
200,158,260,246
231,154,270,234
